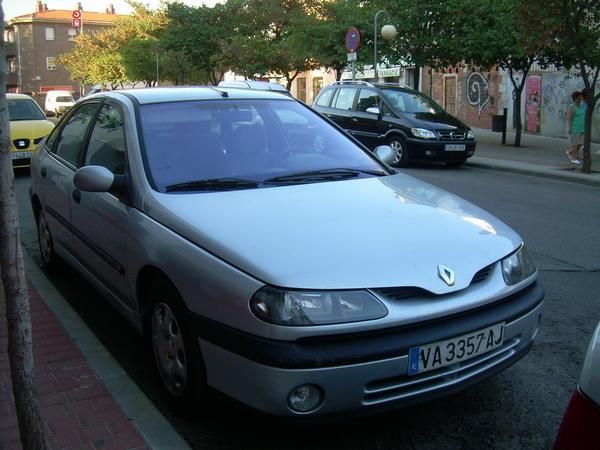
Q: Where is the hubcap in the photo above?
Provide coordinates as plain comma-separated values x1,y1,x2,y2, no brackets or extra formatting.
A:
388,140,403,163
38,212,53,263
152,302,187,397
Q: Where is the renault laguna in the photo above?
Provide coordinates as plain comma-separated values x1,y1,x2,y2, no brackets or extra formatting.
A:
30,87,544,416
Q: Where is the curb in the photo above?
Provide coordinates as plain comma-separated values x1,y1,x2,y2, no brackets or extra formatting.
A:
467,157,600,188
24,251,191,450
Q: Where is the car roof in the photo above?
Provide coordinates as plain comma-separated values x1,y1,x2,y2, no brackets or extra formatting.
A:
7,93,36,100
218,80,289,93
97,86,294,105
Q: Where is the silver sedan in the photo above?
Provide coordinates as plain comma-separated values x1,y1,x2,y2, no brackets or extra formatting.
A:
30,87,544,416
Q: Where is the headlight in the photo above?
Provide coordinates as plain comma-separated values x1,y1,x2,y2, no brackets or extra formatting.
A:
251,287,388,326
467,130,474,139
411,128,437,139
501,246,536,285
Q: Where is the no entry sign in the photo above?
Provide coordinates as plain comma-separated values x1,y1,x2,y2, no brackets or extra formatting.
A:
345,27,360,53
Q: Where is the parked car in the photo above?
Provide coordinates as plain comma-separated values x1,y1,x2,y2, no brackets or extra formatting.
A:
554,320,600,450
30,87,543,417
7,93,55,168
312,81,476,167
45,90,76,116
218,79,292,96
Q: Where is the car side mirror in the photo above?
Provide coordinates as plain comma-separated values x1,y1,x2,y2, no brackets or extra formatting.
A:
366,106,380,116
374,145,396,165
74,166,115,192
45,110,56,118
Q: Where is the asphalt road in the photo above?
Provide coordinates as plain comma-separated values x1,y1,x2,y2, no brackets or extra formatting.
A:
13,164,600,450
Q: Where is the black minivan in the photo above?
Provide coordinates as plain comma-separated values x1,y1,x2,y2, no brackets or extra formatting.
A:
312,81,476,167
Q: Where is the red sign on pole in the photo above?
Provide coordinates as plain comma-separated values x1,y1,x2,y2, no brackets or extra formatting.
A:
72,10,81,19
345,27,361,53
72,18,81,28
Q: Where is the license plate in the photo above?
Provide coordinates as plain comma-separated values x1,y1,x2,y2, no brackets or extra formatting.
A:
11,151,32,160
408,323,504,375
445,144,466,151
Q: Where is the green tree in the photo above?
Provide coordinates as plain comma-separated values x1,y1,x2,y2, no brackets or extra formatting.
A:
451,0,556,147
370,0,456,90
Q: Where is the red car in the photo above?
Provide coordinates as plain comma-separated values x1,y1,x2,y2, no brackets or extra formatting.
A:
554,321,600,450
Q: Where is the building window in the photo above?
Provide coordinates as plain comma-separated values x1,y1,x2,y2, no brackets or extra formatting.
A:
312,77,323,100
45,27,55,41
7,58,17,73
68,28,77,41
47,57,57,71
296,77,307,103
4,29,15,43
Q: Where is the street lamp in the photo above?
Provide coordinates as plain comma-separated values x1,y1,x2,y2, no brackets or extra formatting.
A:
373,10,397,81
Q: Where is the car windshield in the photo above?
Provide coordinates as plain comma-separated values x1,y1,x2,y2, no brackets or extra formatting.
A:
139,99,388,192
56,96,74,102
8,98,46,121
381,88,445,114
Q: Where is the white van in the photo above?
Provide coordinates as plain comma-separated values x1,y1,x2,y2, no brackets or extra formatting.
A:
45,90,75,116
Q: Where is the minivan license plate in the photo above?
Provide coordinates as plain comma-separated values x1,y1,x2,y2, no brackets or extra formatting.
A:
408,323,504,376
445,144,466,151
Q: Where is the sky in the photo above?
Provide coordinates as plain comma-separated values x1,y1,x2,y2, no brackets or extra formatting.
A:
3,0,220,20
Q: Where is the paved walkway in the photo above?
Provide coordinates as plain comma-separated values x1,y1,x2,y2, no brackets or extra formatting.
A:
0,127,599,450
0,281,148,450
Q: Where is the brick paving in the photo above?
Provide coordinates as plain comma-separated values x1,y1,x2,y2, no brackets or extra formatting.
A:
0,282,149,450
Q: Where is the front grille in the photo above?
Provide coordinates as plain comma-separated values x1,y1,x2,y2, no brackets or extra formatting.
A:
13,138,30,149
362,337,520,405
437,130,466,140
373,286,432,300
471,264,493,284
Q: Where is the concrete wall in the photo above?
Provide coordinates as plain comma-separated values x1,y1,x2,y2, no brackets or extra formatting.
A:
502,70,600,142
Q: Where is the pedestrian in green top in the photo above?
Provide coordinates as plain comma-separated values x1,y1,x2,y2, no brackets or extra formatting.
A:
566,91,585,164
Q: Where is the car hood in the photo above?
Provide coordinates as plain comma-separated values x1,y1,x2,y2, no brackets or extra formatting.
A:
407,112,468,130
147,174,521,292
9,120,54,149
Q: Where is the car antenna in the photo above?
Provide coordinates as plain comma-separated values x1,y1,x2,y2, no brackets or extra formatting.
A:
209,87,228,98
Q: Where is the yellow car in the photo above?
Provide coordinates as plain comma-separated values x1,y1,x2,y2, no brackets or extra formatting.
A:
8,93,55,168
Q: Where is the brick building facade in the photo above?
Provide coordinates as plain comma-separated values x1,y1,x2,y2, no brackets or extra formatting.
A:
4,2,124,97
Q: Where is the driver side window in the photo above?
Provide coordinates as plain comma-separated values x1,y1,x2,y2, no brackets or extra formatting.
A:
85,104,126,175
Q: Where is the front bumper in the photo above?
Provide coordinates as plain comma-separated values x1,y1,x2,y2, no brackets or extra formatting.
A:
406,138,476,162
197,282,544,416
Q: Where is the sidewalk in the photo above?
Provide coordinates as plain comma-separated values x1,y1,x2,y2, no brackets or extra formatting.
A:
0,253,190,450
468,128,600,187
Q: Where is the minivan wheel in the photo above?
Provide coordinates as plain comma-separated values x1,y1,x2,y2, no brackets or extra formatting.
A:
387,136,409,167
149,283,207,411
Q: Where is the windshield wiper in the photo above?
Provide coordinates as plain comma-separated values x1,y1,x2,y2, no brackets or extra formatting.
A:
165,178,260,192
264,168,387,183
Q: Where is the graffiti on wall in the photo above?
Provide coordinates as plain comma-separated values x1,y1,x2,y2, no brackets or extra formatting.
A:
542,75,570,124
466,72,490,116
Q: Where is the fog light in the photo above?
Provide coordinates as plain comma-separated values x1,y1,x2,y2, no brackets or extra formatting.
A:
287,384,323,413
425,150,434,157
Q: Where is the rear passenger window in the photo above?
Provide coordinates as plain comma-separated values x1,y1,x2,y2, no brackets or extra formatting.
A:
53,103,99,167
356,89,380,112
333,88,357,110
315,89,334,107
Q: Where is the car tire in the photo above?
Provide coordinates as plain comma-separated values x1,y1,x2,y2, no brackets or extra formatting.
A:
387,136,409,167
36,207,60,270
149,280,208,412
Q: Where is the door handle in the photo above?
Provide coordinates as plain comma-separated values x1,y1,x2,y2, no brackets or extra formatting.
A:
72,189,81,204
351,116,359,122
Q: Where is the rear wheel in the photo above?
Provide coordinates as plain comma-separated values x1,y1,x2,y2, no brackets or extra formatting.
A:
37,208,60,270
149,281,207,411
387,136,409,167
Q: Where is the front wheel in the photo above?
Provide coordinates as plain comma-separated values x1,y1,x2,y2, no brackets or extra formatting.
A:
387,136,409,167
149,283,207,411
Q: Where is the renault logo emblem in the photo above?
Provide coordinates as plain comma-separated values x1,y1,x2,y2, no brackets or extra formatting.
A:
438,265,455,286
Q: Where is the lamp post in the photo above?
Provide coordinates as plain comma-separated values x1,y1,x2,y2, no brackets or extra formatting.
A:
373,10,397,81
